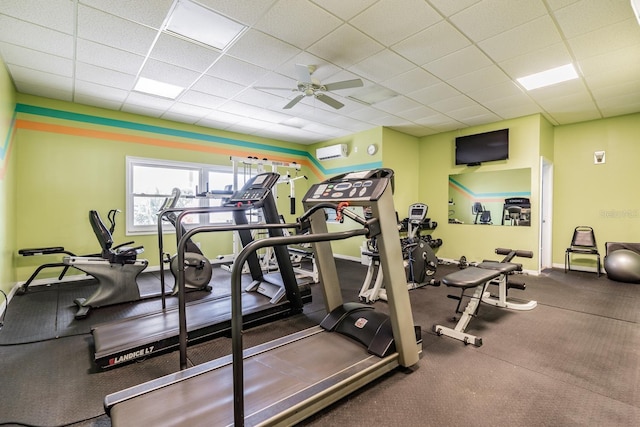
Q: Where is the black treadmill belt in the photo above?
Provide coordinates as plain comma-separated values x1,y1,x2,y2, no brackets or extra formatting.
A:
92,290,310,368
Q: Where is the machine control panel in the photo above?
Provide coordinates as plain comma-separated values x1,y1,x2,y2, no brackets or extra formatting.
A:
303,169,393,202
226,172,280,205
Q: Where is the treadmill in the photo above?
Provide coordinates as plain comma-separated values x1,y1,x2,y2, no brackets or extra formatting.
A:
105,168,421,426
91,172,311,369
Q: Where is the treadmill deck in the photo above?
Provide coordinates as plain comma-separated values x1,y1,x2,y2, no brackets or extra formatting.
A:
107,327,402,426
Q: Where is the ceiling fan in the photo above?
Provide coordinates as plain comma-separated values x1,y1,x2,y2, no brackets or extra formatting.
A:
257,64,364,110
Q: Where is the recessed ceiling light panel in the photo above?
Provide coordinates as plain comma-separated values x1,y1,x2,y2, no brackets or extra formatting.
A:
516,64,579,91
134,77,184,99
165,0,246,50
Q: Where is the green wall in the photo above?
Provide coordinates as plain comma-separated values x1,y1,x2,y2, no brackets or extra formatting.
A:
12,95,315,281
552,113,640,268
418,115,543,271
4,48,640,288
0,61,17,296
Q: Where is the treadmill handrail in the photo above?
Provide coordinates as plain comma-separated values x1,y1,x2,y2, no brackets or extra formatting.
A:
156,204,273,308
207,227,369,425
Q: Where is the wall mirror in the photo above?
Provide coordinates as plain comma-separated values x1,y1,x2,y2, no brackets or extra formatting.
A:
448,168,531,226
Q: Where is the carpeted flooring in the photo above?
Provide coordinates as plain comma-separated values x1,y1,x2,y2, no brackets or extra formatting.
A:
0,259,638,426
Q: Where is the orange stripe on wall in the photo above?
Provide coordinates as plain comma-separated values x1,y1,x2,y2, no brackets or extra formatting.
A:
15,119,323,179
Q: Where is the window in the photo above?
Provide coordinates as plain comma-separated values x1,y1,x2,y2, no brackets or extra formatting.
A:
126,157,241,234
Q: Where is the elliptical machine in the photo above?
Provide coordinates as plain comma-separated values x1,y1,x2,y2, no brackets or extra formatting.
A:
359,203,441,303
158,188,213,294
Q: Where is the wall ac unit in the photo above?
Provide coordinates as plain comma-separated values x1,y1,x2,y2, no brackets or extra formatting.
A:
316,143,348,161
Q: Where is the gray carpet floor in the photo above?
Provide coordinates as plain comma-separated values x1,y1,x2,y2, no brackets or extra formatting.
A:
0,260,638,426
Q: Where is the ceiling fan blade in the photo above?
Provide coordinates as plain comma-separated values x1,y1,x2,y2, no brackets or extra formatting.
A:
283,94,305,109
315,93,344,109
323,78,364,91
295,64,312,83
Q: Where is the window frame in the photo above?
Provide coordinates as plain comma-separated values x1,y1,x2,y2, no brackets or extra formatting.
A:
125,156,236,235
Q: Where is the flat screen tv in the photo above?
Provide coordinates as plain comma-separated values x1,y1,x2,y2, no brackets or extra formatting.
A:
455,128,509,166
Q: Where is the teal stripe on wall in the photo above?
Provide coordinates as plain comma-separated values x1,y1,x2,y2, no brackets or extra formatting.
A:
449,176,530,198
15,103,383,176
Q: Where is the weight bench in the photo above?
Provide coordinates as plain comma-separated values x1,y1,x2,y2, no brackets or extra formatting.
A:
432,261,536,346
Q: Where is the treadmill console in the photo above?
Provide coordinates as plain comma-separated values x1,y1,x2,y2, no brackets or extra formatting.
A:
226,172,280,205
304,169,394,202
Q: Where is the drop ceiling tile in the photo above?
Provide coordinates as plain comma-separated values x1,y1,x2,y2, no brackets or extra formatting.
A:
13,80,73,101
424,45,492,81
482,94,544,120
0,15,74,58
551,0,632,38
395,105,441,122
307,24,385,68
409,82,461,105
479,15,563,63
466,80,526,104
76,39,145,75
74,79,129,103
447,104,500,124
179,90,228,109
8,64,72,92
226,29,301,70
350,0,441,46
392,20,471,65
196,0,278,26
2,0,75,34
310,0,378,21
150,33,221,73
348,49,415,82
0,43,73,77
139,59,201,88
427,0,481,17
165,102,213,120
389,123,438,137
75,62,136,90
382,68,440,94
80,0,174,28
197,110,243,129
74,93,124,110
499,42,573,80
545,0,581,10
447,65,511,94
253,0,342,49
429,94,479,114
218,100,290,123
578,44,640,79
125,91,176,110
597,90,640,118
121,103,165,118
372,95,423,115
191,75,246,99
207,56,269,86
77,4,158,56
450,0,547,42
234,88,287,110
567,18,640,61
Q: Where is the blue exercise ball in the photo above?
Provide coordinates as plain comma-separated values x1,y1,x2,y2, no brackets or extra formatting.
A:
604,249,640,283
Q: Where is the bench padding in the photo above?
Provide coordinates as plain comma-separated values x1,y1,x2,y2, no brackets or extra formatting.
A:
442,266,502,289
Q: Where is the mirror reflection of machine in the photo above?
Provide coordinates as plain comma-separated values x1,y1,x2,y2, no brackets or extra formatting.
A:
502,197,531,226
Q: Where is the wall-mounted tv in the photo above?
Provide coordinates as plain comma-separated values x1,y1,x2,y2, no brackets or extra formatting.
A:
455,128,509,166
